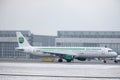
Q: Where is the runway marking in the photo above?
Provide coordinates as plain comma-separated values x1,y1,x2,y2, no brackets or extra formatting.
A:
0,74,120,79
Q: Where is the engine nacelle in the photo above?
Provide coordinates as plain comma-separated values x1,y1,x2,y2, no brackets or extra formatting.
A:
63,54,74,62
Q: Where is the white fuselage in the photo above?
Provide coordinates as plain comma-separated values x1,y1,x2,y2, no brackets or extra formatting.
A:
16,47,117,58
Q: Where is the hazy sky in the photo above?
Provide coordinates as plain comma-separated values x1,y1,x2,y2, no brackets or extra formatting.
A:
0,0,120,35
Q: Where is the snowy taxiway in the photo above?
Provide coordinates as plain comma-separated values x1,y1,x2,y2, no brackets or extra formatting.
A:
0,62,120,80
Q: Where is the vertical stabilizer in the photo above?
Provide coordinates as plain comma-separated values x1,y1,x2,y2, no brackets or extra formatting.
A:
16,32,31,47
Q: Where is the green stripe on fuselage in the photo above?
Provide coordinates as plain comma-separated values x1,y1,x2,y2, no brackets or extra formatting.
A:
86,48,101,50
37,47,101,51
39,48,85,51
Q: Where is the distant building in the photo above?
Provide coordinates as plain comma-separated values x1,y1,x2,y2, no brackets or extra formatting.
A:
31,35,56,47
56,31,120,55
0,30,31,58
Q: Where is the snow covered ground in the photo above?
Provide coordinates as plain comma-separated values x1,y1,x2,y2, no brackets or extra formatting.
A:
0,62,120,80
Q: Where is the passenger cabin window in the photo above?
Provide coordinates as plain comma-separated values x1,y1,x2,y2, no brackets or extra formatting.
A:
108,50,114,52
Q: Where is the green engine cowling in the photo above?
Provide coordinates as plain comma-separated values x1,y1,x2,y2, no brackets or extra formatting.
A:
63,54,74,62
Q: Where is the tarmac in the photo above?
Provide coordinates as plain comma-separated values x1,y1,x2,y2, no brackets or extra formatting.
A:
0,59,120,80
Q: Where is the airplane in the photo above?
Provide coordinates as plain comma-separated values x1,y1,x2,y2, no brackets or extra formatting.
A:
15,32,118,63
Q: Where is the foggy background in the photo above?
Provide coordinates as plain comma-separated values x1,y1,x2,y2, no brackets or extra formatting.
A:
0,0,120,35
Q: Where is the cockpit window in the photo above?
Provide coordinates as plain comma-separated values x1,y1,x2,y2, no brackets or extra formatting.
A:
108,50,114,52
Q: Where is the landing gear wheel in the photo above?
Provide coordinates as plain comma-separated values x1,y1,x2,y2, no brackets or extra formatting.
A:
114,60,118,63
103,60,106,63
58,59,63,62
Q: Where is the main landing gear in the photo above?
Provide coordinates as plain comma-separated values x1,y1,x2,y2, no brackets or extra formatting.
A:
114,60,118,63
58,58,72,62
103,60,106,63
58,58,63,62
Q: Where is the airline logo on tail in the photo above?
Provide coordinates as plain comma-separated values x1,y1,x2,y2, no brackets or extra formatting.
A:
16,32,31,47
19,37,24,44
